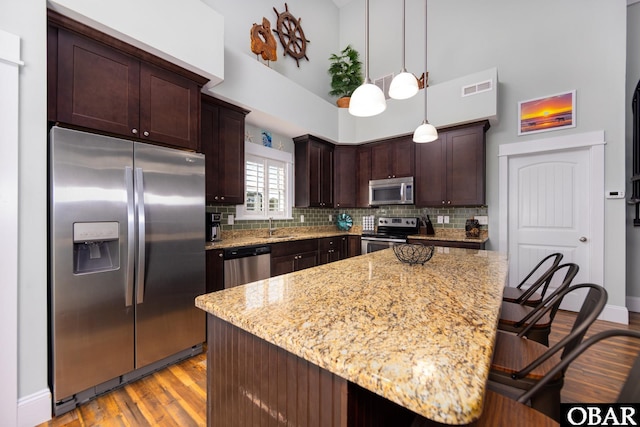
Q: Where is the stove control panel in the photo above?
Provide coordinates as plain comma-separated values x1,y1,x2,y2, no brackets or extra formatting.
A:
377,217,419,228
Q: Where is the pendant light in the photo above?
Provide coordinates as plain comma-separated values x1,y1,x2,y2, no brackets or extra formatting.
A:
389,0,419,100
349,0,387,117
413,0,438,143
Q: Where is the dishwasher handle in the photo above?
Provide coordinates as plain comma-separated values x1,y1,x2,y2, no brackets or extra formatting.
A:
223,245,271,260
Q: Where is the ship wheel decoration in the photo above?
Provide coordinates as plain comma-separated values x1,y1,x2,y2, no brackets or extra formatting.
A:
272,3,310,67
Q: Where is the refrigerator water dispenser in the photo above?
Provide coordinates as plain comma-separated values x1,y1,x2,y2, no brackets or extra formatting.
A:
73,222,120,274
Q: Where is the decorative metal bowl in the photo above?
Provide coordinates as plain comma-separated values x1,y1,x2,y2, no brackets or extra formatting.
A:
393,244,435,265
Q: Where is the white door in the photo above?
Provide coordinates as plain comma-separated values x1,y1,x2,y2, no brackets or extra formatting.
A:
508,147,591,311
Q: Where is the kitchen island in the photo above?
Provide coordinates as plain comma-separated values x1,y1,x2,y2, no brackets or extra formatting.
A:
195,247,508,426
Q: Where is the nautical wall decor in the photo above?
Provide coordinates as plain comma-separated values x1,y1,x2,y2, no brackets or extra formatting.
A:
272,3,310,67
250,17,278,64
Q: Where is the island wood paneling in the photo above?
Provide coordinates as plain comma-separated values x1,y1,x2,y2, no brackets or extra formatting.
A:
207,315,348,427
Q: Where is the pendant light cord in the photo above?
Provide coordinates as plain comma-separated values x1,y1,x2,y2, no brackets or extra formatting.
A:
424,0,428,120
401,0,406,72
364,0,371,84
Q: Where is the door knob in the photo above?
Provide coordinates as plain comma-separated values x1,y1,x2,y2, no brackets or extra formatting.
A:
579,236,587,242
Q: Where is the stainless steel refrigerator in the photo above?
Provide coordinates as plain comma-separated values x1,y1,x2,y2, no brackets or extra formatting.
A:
49,126,205,414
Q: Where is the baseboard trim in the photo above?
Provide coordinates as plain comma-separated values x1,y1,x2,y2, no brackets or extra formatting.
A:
599,304,630,325
626,295,640,313
18,388,51,427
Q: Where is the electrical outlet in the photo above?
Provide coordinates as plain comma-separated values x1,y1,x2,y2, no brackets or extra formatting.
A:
227,214,234,225
329,214,333,222
444,216,449,224
437,215,443,224
475,215,488,225
300,214,304,223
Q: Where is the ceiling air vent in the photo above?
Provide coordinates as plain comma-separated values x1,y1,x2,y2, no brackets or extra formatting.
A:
374,73,394,100
461,79,493,97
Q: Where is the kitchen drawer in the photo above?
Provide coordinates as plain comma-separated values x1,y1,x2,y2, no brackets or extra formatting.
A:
270,239,318,257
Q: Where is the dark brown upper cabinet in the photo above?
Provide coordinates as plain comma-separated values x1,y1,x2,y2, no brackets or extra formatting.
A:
333,145,357,208
201,95,249,205
294,135,334,208
48,11,207,151
370,136,415,180
415,121,489,207
356,145,372,207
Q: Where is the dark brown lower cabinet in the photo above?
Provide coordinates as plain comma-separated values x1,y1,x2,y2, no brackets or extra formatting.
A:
270,239,319,276
347,235,361,257
318,236,344,265
205,249,224,293
207,315,416,427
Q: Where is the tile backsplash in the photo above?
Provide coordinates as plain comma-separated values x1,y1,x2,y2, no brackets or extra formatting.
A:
207,204,489,233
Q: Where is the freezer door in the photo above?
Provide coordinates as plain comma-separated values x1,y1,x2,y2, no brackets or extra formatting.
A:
133,142,205,368
50,127,135,402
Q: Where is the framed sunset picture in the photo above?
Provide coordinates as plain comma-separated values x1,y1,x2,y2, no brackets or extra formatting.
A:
518,90,576,135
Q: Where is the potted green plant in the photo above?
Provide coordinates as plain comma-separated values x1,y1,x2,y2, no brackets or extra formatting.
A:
328,45,363,108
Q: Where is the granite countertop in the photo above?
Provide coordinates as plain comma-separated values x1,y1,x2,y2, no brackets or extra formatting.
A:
205,228,357,250
195,248,508,424
205,226,488,250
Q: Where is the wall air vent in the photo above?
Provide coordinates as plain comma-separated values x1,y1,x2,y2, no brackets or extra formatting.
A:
374,73,394,99
461,79,493,97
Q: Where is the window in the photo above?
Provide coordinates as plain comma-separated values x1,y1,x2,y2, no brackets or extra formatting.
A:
236,142,293,220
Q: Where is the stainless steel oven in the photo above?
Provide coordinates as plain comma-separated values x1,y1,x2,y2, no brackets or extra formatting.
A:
361,217,420,254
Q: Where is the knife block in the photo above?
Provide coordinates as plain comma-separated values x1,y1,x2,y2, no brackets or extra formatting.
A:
423,217,436,236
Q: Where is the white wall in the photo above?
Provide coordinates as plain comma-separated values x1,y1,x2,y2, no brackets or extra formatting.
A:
626,2,640,307
0,0,50,424
205,0,498,144
0,27,21,427
426,0,628,310
203,0,339,102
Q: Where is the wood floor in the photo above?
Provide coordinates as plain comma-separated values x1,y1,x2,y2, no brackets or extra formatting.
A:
39,311,640,427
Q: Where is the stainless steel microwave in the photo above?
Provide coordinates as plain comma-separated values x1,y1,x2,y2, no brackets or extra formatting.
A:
369,177,414,206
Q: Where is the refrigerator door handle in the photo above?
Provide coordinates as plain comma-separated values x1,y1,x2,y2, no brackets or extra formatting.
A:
125,167,135,307
135,167,146,304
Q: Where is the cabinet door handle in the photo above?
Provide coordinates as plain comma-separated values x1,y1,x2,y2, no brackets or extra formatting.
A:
221,196,225,200
447,201,451,204
214,196,219,200
219,253,223,258
132,128,138,135
143,131,149,137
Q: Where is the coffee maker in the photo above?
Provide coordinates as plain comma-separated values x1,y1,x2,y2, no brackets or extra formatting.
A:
206,212,222,242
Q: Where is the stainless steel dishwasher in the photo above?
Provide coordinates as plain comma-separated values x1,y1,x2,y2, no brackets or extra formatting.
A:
223,245,271,288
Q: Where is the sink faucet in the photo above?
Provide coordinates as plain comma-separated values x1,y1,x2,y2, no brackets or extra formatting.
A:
268,217,276,237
